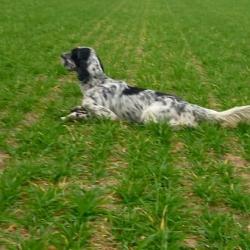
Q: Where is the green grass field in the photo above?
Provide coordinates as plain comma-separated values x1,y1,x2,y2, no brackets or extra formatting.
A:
1,0,250,249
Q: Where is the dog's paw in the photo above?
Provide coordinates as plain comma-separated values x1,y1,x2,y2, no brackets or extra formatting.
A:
61,111,89,122
70,105,85,113
61,116,67,121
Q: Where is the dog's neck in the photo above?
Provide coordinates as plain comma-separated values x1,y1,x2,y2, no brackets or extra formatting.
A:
77,54,108,90
78,57,106,81
79,73,108,92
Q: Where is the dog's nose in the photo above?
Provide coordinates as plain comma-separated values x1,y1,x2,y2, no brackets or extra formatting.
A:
61,54,66,59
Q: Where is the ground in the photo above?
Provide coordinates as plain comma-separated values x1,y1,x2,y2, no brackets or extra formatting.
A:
0,0,250,249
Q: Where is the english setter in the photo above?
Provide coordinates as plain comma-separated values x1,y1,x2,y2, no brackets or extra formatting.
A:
61,47,250,128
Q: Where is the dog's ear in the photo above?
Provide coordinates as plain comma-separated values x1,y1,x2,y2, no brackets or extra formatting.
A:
71,48,81,67
70,48,91,82
78,48,91,61
77,61,90,82
71,48,91,63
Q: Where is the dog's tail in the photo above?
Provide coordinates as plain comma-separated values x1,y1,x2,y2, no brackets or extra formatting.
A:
193,105,250,127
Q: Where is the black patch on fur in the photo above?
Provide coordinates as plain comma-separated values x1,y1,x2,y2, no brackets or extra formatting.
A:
134,103,143,110
103,91,108,100
123,86,146,95
77,62,90,82
71,48,91,83
71,48,91,65
155,91,182,101
176,102,186,115
123,86,182,102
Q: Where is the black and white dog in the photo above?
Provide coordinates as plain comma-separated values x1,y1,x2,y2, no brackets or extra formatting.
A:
61,47,250,128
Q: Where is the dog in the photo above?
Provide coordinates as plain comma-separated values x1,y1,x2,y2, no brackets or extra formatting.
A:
60,47,250,128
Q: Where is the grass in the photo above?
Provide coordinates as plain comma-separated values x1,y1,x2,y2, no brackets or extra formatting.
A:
0,0,250,249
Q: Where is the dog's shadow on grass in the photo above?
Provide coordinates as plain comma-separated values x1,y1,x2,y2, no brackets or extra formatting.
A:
59,116,249,154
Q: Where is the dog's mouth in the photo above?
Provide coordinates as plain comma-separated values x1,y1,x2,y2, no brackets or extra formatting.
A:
61,53,76,71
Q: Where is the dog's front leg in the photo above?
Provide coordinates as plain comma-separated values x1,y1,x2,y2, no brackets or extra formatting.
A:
61,104,118,121
61,108,89,121
70,105,85,113
83,100,118,120
87,105,118,120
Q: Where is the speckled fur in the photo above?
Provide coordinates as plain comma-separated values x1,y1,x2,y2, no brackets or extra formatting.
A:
61,47,250,128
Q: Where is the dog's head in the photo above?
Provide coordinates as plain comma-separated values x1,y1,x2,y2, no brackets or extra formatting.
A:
61,47,104,82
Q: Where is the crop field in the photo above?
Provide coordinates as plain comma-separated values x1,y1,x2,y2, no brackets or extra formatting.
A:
1,0,250,249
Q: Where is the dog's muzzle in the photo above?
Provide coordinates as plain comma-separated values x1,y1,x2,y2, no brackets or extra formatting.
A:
61,53,76,71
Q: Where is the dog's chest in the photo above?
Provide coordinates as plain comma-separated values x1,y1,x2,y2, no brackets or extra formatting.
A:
84,84,147,122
